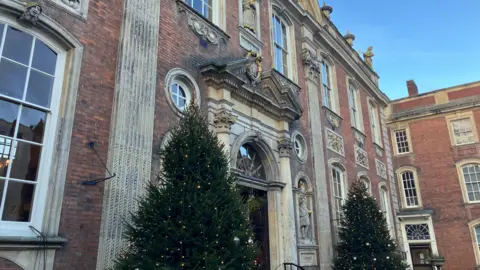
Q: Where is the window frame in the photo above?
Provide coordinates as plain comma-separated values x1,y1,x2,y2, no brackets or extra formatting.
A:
392,127,413,155
184,0,220,26
396,166,422,209
0,19,66,237
271,12,290,78
347,78,363,131
164,68,201,117
291,131,308,163
468,219,480,265
368,100,382,147
446,112,478,147
379,183,394,237
330,163,346,230
169,80,192,112
456,159,480,204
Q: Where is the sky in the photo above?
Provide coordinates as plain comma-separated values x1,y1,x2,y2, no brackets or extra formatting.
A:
322,0,480,100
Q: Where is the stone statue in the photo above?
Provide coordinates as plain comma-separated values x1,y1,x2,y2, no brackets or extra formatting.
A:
363,46,375,69
19,1,43,26
298,183,312,241
243,0,256,33
245,50,263,86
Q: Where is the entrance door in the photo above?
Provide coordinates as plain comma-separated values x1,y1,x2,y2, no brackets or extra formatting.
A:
410,245,431,270
240,187,270,270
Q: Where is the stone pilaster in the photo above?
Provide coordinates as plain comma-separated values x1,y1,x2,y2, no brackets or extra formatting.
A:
213,108,237,156
96,0,161,269
278,140,298,264
301,40,333,269
267,182,285,269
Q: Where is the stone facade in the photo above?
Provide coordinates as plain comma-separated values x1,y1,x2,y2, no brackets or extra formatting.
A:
387,80,480,270
0,0,400,269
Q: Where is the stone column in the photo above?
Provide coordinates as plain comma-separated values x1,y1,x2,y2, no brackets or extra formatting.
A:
301,44,333,269
278,140,298,265
96,0,161,269
213,108,237,157
267,182,285,269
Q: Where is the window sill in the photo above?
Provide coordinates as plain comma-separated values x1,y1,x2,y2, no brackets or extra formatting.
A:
176,0,230,45
393,151,414,157
0,235,67,250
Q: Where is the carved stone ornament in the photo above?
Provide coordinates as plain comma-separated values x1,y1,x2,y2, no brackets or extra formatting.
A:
213,109,237,133
245,50,263,86
62,0,80,10
242,0,256,33
324,108,342,130
354,145,369,169
375,159,387,179
278,140,293,157
352,127,366,148
19,1,43,25
177,1,228,45
326,129,344,156
374,143,384,157
302,49,321,78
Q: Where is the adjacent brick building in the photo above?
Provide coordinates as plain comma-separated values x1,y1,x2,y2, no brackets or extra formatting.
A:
0,0,401,269
387,80,480,270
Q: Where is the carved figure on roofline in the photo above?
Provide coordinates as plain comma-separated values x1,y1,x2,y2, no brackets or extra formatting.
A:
363,46,375,70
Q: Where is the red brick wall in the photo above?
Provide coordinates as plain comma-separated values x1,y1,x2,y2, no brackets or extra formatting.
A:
39,1,122,269
391,110,480,269
0,258,22,270
392,96,436,112
448,86,480,100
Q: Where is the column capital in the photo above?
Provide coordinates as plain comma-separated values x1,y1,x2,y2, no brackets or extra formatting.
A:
213,109,237,133
278,139,293,158
302,49,321,80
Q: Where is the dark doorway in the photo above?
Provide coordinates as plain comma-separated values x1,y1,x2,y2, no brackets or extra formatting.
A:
240,186,270,270
410,245,432,270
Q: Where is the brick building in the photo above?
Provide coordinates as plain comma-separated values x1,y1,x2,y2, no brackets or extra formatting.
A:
0,0,401,269
387,80,480,270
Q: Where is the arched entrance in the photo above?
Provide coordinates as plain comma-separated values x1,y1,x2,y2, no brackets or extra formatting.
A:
234,141,276,270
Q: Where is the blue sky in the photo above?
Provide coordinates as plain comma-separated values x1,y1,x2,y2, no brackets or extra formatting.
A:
323,0,480,100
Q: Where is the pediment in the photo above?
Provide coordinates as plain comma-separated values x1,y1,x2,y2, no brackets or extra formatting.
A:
200,58,303,122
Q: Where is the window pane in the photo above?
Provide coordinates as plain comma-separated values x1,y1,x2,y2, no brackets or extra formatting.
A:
0,23,4,45
2,26,33,65
2,180,35,222
0,59,28,99
25,70,54,108
275,47,283,72
0,138,12,178
17,106,47,143
274,16,282,45
0,99,20,137
32,40,57,75
282,23,287,50
282,51,288,77
9,141,41,181
192,0,203,15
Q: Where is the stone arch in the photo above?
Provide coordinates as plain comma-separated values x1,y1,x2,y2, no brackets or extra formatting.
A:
271,3,294,26
294,171,313,192
230,131,280,182
357,171,371,194
0,256,25,270
328,157,346,171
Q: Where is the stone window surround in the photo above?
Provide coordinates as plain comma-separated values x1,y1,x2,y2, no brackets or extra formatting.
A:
390,123,413,156
396,166,423,210
346,76,364,132
445,111,479,147
319,52,340,115
368,98,383,147
379,181,395,237
0,8,81,239
328,158,347,231
468,218,480,266
270,3,298,84
164,68,201,117
455,158,480,205
357,171,371,195
291,130,307,163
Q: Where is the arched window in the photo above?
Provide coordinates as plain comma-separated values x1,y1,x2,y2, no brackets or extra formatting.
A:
0,21,66,233
468,219,480,265
348,78,363,131
236,144,266,180
164,68,200,115
331,164,346,228
271,10,291,78
360,177,371,194
380,185,394,236
401,171,419,207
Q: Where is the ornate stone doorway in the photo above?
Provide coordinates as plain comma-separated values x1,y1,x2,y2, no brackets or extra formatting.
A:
236,143,271,269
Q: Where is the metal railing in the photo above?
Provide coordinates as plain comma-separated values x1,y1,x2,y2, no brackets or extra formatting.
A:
283,262,306,270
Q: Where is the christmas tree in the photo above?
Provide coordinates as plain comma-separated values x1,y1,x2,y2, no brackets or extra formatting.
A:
114,103,257,270
333,180,408,270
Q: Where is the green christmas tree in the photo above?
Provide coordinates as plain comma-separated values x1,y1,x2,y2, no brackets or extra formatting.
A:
333,180,408,270
114,103,257,270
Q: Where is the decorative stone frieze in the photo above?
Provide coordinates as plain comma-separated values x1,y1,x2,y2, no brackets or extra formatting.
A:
213,109,237,133
200,59,302,122
278,140,293,157
374,143,384,157
352,127,366,148
354,145,369,169
323,107,342,131
302,49,321,79
326,128,344,156
375,159,387,179
177,0,229,45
